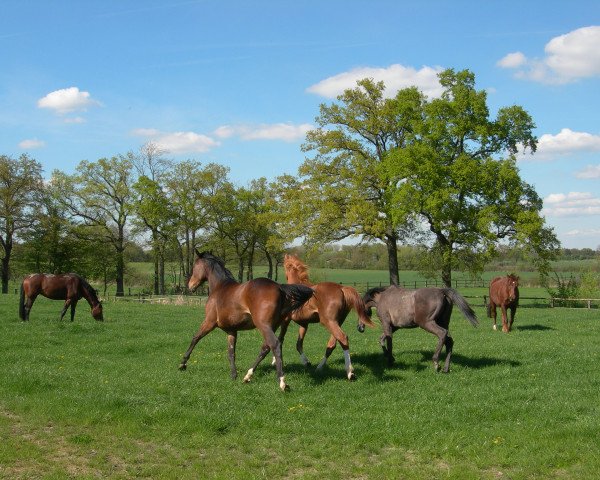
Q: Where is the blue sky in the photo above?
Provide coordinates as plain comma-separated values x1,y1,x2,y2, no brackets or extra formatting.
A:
1,1,599,249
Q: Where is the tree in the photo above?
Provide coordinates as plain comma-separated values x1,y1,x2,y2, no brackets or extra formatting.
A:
386,69,560,286
286,79,424,285
165,161,229,283
0,154,43,293
132,144,173,295
53,155,135,296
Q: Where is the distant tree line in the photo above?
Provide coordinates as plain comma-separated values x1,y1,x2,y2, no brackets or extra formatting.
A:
1,68,564,293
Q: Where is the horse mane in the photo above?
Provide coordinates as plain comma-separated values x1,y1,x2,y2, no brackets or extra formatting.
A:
197,251,236,282
76,274,101,304
283,254,311,284
363,286,389,301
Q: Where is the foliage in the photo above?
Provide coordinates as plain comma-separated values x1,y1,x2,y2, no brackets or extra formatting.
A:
0,154,44,292
386,69,560,286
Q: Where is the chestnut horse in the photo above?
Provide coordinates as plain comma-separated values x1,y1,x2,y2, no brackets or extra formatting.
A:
487,274,519,332
244,253,375,382
19,273,103,321
178,251,314,391
363,286,478,373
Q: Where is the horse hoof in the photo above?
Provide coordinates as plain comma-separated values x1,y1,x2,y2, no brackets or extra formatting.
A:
348,372,356,381
492,325,497,331
433,363,441,372
281,384,291,392
178,364,187,371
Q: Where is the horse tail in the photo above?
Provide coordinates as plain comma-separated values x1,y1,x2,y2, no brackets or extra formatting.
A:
443,288,479,327
19,281,26,320
279,284,314,316
342,286,376,328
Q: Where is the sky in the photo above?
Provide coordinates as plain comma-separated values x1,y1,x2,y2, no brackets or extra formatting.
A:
1,0,600,249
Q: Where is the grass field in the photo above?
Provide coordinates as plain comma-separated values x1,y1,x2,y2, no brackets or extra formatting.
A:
1,291,599,479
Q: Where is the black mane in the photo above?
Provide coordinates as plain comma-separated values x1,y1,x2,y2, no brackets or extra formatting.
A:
197,251,236,282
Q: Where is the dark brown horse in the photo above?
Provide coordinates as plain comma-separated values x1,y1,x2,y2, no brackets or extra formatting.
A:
178,251,314,391
487,274,519,332
19,273,103,321
363,286,478,373
243,254,375,382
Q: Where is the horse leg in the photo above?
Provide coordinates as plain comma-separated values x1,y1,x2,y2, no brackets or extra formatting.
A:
421,322,448,372
500,305,509,333
257,325,288,392
70,299,78,322
379,319,395,366
227,333,238,380
179,314,218,370
296,325,311,366
59,299,73,321
316,335,337,370
490,303,498,330
245,320,291,383
508,306,516,332
24,295,37,321
442,335,454,373
318,322,355,381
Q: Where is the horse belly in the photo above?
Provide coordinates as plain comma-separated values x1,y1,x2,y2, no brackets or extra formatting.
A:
218,311,254,331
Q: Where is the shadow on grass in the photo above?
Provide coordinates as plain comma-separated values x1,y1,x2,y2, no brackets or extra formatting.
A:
514,324,555,331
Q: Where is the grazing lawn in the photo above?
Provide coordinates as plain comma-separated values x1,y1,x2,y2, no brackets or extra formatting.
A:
1,291,599,479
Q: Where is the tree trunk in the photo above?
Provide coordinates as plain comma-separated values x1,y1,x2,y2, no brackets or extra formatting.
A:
264,250,273,279
159,252,165,295
238,257,245,283
116,247,125,297
385,233,399,286
1,236,12,294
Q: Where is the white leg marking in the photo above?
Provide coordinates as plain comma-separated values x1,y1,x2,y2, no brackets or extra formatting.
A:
279,376,287,391
344,350,355,380
271,355,276,366
493,324,497,331
243,368,254,383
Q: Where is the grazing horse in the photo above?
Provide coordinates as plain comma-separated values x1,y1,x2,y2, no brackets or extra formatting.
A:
178,251,314,391
487,274,520,333
362,286,478,373
244,254,375,382
19,273,103,322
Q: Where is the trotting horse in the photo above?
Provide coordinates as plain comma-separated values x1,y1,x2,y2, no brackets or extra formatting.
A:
244,253,375,382
19,273,103,321
178,251,314,391
362,286,478,373
487,274,519,332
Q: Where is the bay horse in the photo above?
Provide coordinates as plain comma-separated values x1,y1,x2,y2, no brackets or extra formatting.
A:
244,253,375,382
178,251,314,391
487,274,519,332
362,286,478,373
19,273,103,321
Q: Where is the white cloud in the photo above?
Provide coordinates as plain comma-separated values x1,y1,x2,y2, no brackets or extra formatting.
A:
498,26,600,84
18,138,45,149
307,64,445,99
543,191,600,216
565,228,600,237
63,116,86,124
576,165,600,179
132,128,219,154
37,87,101,114
497,52,527,68
519,128,600,161
214,123,313,142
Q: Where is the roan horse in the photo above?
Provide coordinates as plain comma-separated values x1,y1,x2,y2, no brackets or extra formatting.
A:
487,274,519,332
178,251,314,391
244,253,375,382
362,286,478,373
19,273,103,321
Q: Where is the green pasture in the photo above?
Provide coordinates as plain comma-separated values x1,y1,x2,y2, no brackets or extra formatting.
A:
1,291,599,479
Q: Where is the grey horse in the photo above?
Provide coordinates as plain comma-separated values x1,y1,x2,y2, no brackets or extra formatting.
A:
362,286,479,373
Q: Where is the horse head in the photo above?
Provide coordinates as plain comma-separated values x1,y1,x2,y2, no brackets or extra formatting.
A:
189,249,211,292
91,303,104,321
507,274,520,302
283,254,309,284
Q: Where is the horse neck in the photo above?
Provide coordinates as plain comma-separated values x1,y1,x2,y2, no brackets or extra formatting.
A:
205,266,237,292
80,282,99,307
